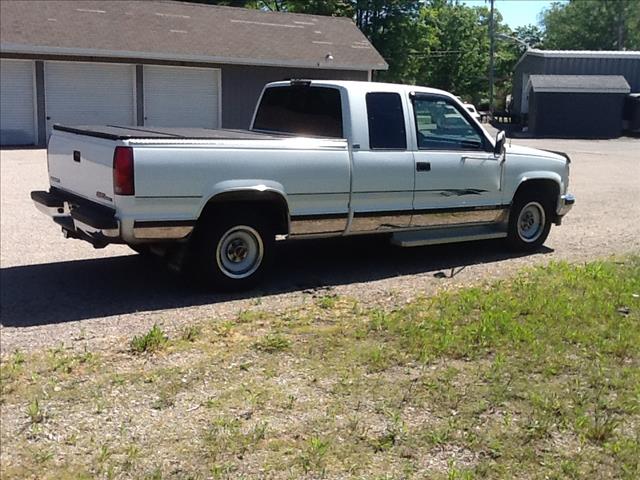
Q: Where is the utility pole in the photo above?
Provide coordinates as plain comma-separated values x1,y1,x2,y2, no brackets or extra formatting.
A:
489,0,495,115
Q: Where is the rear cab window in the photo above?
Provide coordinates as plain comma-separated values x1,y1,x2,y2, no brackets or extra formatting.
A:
366,92,407,150
252,85,343,138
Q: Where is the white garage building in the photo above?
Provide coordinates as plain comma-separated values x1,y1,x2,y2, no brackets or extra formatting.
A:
0,0,386,146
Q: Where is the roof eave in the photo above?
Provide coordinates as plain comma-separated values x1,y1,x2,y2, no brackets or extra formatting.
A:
0,43,389,71
532,87,631,94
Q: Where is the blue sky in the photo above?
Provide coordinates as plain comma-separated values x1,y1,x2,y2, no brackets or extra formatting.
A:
462,0,567,29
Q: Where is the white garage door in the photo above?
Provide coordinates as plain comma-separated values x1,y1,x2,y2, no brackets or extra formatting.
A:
44,62,135,136
144,65,220,128
0,59,36,146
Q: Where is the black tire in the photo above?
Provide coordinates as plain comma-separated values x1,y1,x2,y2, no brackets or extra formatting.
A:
189,209,274,291
506,192,553,251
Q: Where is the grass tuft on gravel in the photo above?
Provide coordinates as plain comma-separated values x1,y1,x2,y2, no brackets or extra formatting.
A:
1,256,639,479
129,324,168,354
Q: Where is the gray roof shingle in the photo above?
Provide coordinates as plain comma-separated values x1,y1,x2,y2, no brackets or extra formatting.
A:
0,0,387,71
528,75,631,93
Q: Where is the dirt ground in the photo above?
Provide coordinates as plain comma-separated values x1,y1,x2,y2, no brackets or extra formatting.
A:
1,135,639,353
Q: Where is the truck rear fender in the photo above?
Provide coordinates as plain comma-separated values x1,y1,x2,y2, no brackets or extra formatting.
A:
198,180,290,235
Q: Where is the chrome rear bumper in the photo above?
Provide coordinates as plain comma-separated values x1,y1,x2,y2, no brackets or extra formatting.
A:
31,188,195,247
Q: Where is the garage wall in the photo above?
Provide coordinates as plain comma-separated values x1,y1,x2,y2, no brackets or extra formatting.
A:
0,59,36,146
1,56,370,146
143,65,220,128
44,62,135,137
529,91,625,138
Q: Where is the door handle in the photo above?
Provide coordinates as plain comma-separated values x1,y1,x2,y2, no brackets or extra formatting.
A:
416,162,431,172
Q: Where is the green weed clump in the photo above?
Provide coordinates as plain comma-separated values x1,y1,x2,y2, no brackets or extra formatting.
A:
129,324,168,354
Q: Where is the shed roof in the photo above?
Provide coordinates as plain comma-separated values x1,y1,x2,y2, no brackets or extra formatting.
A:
524,49,640,59
528,75,631,94
0,0,387,71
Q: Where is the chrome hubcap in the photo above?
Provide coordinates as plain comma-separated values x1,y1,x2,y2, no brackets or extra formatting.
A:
216,226,263,279
517,202,545,242
226,239,249,263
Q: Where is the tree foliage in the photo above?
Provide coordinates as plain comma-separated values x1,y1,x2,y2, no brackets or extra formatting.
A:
541,0,640,50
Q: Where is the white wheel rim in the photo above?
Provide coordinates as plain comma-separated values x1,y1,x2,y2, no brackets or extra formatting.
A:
517,201,545,243
216,226,264,279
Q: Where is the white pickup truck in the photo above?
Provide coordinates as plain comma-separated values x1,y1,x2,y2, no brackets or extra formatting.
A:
32,80,574,289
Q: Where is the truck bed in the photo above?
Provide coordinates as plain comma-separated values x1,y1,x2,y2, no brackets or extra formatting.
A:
53,125,295,142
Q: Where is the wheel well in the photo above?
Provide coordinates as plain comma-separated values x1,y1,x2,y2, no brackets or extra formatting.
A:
199,191,289,234
513,179,559,206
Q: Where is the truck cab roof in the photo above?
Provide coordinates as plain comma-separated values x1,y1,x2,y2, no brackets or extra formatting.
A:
266,79,458,100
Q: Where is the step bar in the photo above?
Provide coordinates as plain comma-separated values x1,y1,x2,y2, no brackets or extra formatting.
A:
391,224,507,247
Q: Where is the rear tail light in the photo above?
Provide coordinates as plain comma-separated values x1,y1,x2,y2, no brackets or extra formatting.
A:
113,146,135,195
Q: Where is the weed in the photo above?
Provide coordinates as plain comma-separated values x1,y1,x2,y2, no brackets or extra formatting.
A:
215,320,235,337
210,462,237,479
285,394,296,410
318,295,338,310
97,443,111,464
361,344,392,372
299,437,330,475
130,324,168,354
26,397,44,424
145,466,163,480
32,448,53,464
12,349,26,368
180,325,201,342
254,334,290,353
237,310,267,324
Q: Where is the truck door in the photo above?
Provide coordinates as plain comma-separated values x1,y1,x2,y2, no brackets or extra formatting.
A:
409,93,504,228
349,92,415,233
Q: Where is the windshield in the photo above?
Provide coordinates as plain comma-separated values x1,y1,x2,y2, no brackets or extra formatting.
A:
252,86,343,138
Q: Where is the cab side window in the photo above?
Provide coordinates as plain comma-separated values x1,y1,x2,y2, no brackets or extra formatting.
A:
366,92,406,150
413,96,484,151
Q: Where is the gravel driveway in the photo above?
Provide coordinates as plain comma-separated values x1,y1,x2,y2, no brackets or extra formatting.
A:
1,135,639,353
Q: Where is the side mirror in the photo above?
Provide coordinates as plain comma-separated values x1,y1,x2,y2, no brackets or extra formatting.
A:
494,130,506,156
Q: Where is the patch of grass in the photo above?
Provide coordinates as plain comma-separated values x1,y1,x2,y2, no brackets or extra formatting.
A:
253,333,290,353
204,416,268,462
237,310,267,324
26,397,44,424
298,437,331,475
317,294,338,310
129,324,168,354
2,257,639,479
360,344,394,372
180,325,201,342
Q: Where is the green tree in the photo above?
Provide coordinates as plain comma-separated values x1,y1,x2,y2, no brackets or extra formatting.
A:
285,1,423,82
513,24,544,49
542,0,640,50
410,1,492,104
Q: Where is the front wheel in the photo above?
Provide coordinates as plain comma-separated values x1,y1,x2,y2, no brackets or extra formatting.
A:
506,196,552,251
190,211,274,290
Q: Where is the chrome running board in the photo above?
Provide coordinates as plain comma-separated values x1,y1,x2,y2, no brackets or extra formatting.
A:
391,225,507,247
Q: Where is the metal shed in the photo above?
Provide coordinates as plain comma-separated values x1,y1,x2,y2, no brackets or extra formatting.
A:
527,75,631,138
511,50,640,118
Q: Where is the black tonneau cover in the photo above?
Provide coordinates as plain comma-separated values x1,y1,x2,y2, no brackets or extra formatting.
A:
53,125,292,141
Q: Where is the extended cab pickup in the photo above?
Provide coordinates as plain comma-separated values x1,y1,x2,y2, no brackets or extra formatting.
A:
32,80,574,289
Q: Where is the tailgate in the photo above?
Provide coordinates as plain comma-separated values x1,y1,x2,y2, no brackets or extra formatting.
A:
47,129,117,206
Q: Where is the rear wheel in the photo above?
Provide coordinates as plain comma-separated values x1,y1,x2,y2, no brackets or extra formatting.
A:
190,210,274,290
507,194,552,251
